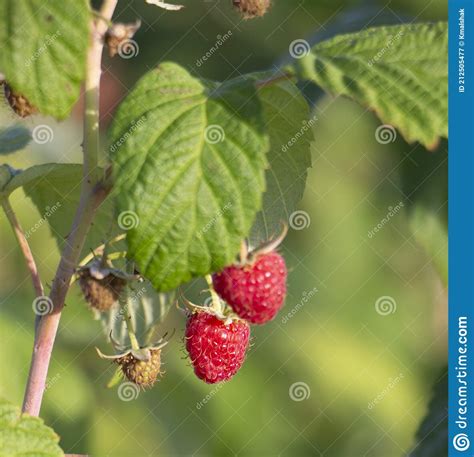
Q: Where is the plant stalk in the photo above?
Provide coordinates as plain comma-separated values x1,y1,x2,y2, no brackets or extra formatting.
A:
1,197,44,298
21,0,118,417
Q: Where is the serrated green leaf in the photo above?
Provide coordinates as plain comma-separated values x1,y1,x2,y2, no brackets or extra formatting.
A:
250,80,313,246
0,125,31,154
409,370,447,457
109,62,268,291
0,0,89,119
0,398,63,457
290,22,447,149
6,163,114,255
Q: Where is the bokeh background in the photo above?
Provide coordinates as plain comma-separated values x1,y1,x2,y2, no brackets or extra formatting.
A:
0,0,448,455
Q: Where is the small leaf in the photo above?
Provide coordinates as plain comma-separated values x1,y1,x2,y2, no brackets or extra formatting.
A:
0,126,31,154
109,62,268,291
6,163,115,254
250,80,313,246
0,398,64,457
0,0,90,119
290,22,447,149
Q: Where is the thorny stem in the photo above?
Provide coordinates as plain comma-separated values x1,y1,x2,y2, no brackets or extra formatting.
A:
21,0,118,417
1,197,44,298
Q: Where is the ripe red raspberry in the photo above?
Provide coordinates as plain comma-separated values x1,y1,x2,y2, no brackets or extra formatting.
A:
185,312,250,384
213,252,287,324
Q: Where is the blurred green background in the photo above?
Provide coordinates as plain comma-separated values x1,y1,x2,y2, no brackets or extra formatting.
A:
0,0,448,456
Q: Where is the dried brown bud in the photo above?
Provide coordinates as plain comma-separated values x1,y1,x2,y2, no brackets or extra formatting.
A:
233,0,271,19
105,20,141,57
3,83,37,118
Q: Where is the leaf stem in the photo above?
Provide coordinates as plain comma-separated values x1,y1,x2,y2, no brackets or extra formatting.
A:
21,0,118,417
1,196,44,298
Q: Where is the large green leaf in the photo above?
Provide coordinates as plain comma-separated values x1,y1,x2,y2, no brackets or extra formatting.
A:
109,62,268,291
0,125,31,154
5,163,114,254
0,398,63,457
250,80,313,246
290,22,447,149
0,0,89,119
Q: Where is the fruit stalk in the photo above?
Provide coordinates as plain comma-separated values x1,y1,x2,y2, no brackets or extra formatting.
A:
21,0,118,417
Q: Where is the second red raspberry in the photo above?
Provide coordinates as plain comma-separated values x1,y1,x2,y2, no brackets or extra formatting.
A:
213,252,287,324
